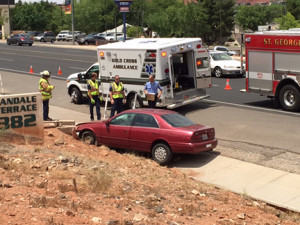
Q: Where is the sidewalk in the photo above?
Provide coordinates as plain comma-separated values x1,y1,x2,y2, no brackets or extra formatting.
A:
50,105,300,213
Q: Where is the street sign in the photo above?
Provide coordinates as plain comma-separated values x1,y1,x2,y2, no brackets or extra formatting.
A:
119,6,130,12
114,0,133,12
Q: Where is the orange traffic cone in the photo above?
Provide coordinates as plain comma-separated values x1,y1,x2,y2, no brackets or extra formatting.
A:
58,66,62,75
29,65,34,74
224,79,232,90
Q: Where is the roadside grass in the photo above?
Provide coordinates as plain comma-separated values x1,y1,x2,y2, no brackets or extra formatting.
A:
83,169,113,193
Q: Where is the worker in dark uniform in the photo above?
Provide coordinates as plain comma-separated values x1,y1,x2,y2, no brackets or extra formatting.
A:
109,75,126,118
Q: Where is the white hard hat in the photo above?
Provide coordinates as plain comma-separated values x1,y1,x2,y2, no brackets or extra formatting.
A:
40,70,51,77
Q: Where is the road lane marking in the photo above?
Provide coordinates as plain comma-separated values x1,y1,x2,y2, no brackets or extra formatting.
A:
203,99,300,116
69,67,85,70
0,51,92,63
0,58,14,61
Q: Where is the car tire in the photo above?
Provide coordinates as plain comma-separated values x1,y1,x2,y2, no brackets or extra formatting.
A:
84,41,89,45
82,131,98,146
70,87,83,104
17,41,22,46
279,84,300,112
127,94,143,109
51,39,54,43
214,67,223,78
29,44,32,46
40,38,44,42
152,143,173,166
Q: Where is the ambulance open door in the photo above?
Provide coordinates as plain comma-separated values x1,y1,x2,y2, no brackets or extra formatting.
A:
194,50,211,89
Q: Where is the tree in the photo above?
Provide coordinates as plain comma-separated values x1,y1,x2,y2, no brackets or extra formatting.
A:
286,0,300,20
235,4,284,32
274,12,300,30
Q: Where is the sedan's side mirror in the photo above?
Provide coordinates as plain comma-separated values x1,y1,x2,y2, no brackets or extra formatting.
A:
105,120,110,126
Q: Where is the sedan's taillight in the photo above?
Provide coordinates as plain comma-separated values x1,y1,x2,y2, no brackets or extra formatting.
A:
21,37,25,41
190,128,215,143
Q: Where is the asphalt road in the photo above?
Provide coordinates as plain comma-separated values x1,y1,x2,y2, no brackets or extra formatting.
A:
1,41,300,174
0,41,97,79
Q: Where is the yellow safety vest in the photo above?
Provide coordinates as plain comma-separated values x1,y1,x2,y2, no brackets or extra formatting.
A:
111,82,124,99
39,78,53,101
88,79,99,96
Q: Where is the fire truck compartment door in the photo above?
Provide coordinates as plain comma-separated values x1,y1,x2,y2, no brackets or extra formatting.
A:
194,50,211,89
248,51,273,92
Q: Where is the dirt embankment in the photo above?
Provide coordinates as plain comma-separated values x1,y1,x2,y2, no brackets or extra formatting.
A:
0,128,299,225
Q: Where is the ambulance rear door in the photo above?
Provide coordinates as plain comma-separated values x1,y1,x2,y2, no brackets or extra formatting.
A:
194,49,211,89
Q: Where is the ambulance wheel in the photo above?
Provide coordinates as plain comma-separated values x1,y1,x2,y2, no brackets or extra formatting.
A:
152,143,172,166
70,87,82,104
214,67,223,78
128,94,143,109
279,84,300,112
82,131,98,146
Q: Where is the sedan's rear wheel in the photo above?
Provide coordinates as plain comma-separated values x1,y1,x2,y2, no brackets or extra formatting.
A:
214,67,223,78
84,41,89,45
51,39,54,43
152,143,172,166
82,131,98,146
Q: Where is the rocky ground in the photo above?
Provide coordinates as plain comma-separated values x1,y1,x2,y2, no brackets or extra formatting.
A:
0,128,299,225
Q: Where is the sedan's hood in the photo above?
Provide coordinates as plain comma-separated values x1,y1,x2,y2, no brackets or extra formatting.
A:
211,59,241,68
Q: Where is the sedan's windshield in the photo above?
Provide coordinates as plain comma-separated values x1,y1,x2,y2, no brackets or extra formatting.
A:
161,113,195,127
211,53,232,61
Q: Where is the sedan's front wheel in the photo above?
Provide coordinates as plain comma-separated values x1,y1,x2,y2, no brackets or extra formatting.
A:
152,143,172,166
82,131,98,146
214,67,223,78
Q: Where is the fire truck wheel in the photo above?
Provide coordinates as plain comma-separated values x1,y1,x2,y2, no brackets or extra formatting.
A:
214,67,223,78
279,84,300,112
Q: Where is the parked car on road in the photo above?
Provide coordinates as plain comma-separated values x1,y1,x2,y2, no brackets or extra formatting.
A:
56,30,70,41
65,31,84,42
7,34,33,46
209,51,244,78
25,31,42,38
104,32,124,41
213,46,236,56
77,34,106,45
33,33,56,43
73,108,217,165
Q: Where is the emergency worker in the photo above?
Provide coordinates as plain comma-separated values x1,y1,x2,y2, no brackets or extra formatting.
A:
88,72,101,121
144,75,162,108
109,75,126,118
39,70,55,121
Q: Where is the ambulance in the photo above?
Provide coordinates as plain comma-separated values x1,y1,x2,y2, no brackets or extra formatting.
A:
96,38,212,109
242,30,300,112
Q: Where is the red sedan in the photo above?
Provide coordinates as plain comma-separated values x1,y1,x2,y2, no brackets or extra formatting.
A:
72,109,218,165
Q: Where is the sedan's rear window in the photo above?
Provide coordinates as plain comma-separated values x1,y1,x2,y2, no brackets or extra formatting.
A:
161,113,195,127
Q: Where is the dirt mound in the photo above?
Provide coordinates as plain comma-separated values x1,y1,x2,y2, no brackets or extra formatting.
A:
0,128,299,224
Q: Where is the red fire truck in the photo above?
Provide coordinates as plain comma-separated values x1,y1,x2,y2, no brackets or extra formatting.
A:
242,31,300,112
